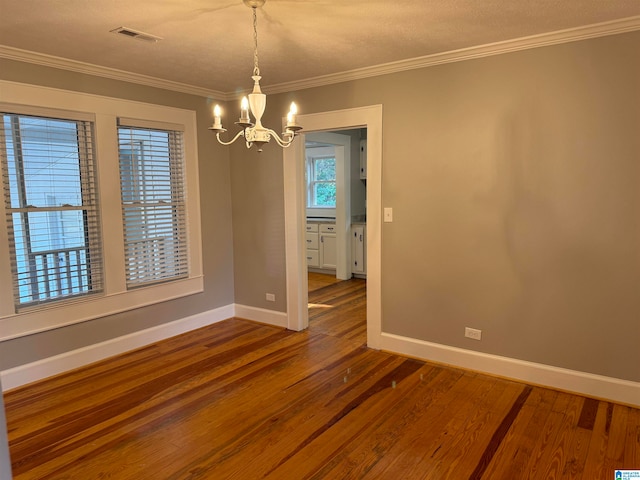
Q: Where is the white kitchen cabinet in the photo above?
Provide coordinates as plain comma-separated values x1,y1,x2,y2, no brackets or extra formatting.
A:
320,228,337,269
305,231,319,249
305,223,320,267
359,139,367,180
319,224,336,235
306,249,319,267
306,222,336,271
351,224,366,276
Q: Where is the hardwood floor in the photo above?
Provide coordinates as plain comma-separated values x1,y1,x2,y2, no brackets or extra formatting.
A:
308,273,367,347
308,272,343,291
4,279,639,478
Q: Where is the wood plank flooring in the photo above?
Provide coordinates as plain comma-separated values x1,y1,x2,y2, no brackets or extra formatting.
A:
4,276,639,479
308,272,343,292
308,273,366,347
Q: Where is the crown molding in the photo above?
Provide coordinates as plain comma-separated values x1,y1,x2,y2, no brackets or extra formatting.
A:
2,15,640,99
0,45,228,100
264,15,640,95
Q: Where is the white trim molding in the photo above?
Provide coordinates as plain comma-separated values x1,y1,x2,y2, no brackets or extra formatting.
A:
379,332,640,407
0,45,227,100
2,16,639,97
1,305,234,391
266,15,640,94
1,303,288,392
283,105,382,340
3,304,638,408
233,304,288,328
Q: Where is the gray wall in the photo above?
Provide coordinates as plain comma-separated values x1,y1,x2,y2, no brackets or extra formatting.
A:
0,59,235,370
1,30,639,384
231,31,640,382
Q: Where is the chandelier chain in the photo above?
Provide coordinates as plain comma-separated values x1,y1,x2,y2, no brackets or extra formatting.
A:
252,7,260,76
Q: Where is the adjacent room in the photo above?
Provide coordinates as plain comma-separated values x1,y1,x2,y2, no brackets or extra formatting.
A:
1,1,639,478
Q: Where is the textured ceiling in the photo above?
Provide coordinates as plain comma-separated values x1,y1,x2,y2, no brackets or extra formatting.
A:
1,0,640,95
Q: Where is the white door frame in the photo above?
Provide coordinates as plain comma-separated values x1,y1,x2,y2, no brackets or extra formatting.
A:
283,105,382,349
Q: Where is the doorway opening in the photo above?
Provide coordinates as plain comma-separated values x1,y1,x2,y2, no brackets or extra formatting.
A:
304,129,367,344
283,105,382,350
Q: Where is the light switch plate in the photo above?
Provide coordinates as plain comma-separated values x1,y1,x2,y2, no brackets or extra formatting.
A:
384,207,393,222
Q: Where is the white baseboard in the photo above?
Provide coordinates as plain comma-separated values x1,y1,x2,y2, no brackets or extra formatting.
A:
379,332,640,407
5,305,635,407
233,304,288,328
1,304,234,392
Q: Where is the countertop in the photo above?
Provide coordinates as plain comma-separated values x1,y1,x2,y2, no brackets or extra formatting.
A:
306,215,366,224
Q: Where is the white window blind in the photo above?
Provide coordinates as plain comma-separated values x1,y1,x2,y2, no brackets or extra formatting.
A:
0,112,103,309
117,123,188,288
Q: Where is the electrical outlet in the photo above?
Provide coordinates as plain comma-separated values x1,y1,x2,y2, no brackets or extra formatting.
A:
465,327,482,341
266,293,275,302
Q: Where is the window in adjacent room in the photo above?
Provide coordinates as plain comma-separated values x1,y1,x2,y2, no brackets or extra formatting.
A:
117,121,187,288
0,112,102,308
306,148,336,208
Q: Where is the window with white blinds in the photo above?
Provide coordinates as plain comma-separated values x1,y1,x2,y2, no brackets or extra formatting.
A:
0,112,102,308
1,84,202,339
117,122,188,288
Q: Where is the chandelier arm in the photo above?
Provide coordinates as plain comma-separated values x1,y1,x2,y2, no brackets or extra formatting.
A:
265,128,295,148
216,130,246,146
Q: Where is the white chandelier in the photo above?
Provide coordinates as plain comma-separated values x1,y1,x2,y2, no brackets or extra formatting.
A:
209,0,302,152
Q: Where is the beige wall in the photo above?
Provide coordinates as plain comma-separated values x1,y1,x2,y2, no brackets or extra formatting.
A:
1,30,639,383
0,59,235,369
231,31,640,382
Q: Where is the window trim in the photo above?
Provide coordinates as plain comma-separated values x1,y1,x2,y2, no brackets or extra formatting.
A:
0,81,203,341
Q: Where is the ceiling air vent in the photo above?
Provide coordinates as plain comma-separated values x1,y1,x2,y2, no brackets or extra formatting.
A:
110,27,162,43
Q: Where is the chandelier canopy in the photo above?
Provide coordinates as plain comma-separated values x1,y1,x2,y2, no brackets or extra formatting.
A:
210,0,302,152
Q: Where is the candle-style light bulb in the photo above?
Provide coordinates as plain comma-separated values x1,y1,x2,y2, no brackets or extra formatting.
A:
213,104,222,129
287,102,298,127
240,96,250,123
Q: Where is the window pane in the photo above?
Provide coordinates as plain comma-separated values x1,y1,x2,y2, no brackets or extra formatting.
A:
17,117,83,207
13,211,92,303
118,126,187,288
314,182,336,207
1,113,102,308
314,157,335,181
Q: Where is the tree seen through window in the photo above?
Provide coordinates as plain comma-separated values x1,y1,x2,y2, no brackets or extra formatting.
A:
309,156,336,207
